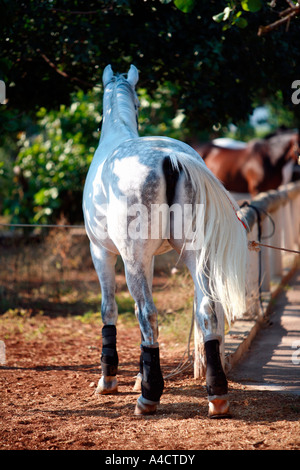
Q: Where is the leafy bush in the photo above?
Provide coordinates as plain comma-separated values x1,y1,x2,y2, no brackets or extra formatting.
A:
3,84,189,226
4,89,101,225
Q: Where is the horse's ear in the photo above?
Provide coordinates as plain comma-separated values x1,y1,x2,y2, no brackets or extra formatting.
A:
102,65,114,87
127,65,139,87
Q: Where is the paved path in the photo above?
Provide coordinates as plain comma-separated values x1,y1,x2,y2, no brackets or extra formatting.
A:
229,269,300,395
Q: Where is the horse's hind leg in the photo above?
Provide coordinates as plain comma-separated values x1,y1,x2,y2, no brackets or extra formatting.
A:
124,257,164,415
133,258,155,394
90,243,119,395
194,278,230,418
176,250,230,418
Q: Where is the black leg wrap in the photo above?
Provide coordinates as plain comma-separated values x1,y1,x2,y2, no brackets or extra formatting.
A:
101,325,118,377
139,350,143,376
141,346,164,403
205,339,228,397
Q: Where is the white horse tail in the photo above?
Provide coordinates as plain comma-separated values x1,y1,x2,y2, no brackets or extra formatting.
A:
167,151,248,326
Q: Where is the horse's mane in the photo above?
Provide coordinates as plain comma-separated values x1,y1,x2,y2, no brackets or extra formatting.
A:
250,127,298,165
266,130,297,164
111,74,139,132
264,125,289,139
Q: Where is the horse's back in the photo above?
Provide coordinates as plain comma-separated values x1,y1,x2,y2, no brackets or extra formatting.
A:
106,135,201,168
102,135,203,200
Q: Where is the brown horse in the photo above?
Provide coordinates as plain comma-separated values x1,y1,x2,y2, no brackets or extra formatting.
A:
195,129,300,196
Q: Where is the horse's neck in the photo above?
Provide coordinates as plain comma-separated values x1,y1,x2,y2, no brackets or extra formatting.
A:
88,130,137,177
268,134,293,166
99,125,137,158
97,100,139,160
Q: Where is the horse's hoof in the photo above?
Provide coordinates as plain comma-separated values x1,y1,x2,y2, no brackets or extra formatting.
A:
134,398,157,416
133,373,142,392
208,399,231,419
95,377,118,395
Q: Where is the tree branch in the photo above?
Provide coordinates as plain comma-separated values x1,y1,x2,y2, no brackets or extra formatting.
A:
50,6,113,15
258,3,300,36
37,49,97,88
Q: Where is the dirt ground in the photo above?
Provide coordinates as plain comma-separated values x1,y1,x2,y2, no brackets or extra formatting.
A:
1,314,300,451
1,272,300,451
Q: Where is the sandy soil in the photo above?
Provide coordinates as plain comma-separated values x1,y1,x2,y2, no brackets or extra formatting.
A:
1,305,299,451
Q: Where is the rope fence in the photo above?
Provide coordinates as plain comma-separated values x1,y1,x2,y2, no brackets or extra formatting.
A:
0,222,96,316
0,223,84,229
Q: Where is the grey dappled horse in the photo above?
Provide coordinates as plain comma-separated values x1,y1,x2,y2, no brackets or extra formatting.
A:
82,65,248,417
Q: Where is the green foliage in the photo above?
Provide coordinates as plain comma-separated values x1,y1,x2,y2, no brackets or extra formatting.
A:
3,89,101,224
241,0,262,13
173,0,195,13
0,139,14,210
266,91,298,130
1,0,300,225
2,0,300,131
213,0,262,30
3,84,189,225
138,84,189,141
159,0,195,13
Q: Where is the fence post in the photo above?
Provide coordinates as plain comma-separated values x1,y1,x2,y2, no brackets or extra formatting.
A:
246,221,261,316
291,194,300,250
282,201,294,251
260,216,271,292
269,207,283,279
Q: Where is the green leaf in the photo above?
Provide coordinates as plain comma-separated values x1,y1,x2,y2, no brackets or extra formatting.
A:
235,16,248,28
34,188,47,205
213,6,232,23
241,0,262,13
174,0,195,13
213,12,225,23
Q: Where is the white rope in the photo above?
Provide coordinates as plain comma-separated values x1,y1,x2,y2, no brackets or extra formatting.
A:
163,303,195,380
0,223,84,229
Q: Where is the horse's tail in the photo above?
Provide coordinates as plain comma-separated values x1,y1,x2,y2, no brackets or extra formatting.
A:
165,151,248,326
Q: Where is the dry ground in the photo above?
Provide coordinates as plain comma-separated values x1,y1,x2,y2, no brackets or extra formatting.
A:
1,272,300,451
